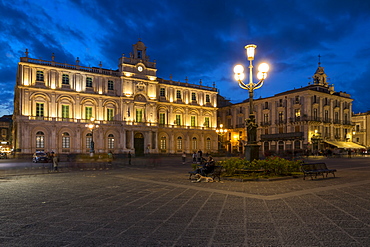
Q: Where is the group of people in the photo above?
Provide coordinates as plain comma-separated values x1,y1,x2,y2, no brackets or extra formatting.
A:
194,156,215,176
182,150,215,176
191,149,210,164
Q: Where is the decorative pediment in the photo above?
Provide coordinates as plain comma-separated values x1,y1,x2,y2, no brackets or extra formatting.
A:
134,94,147,102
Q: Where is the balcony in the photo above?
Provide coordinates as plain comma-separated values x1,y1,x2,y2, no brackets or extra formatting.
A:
322,118,332,123
28,116,213,129
260,121,271,126
21,57,120,76
275,120,287,125
261,132,304,141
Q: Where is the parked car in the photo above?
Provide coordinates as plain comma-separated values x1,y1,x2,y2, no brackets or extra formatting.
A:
0,153,8,159
33,151,49,163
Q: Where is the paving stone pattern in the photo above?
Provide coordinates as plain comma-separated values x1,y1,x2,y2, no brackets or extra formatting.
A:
0,157,369,246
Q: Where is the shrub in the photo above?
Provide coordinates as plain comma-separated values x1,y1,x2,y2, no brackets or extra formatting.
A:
219,156,302,177
217,158,249,176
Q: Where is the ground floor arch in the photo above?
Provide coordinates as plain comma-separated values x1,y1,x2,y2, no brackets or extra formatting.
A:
134,132,145,156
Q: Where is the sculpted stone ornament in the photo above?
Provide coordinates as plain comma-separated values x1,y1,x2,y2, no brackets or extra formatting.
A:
136,81,145,91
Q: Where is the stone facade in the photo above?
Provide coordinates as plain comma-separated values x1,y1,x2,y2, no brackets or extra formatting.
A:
352,112,370,148
13,41,218,156
0,115,12,153
218,64,356,156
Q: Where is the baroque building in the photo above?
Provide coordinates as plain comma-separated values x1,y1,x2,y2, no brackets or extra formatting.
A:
218,63,363,156
352,112,370,149
13,41,218,156
0,115,12,154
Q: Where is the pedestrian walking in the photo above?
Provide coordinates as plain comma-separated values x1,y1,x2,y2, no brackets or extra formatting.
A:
182,152,186,165
192,152,196,163
108,151,113,166
49,151,55,172
52,153,59,172
197,149,203,163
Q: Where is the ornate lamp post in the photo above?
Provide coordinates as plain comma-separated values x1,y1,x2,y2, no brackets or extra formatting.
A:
233,44,269,161
85,117,99,156
216,124,227,151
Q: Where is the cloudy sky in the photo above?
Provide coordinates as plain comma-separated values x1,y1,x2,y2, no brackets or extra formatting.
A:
1,0,370,116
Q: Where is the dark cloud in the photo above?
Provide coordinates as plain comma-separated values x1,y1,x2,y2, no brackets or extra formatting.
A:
0,0,369,115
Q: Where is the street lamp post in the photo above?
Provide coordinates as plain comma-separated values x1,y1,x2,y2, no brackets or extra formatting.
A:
216,124,227,152
233,44,269,161
85,117,99,156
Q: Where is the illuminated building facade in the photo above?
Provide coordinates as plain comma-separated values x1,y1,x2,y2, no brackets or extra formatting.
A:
218,63,362,155
13,41,218,156
0,115,12,153
352,112,370,149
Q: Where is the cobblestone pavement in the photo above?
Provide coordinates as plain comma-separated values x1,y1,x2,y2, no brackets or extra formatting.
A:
0,156,369,246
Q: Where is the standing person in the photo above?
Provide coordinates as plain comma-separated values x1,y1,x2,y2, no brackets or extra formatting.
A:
192,152,196,163
50,151,55,172
197,149,203,163
108,151,113,167
182,152,186,165
128,151,132,165
52,153,59,172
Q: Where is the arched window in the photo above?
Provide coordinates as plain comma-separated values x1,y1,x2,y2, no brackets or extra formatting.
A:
108,134,114,149
36,131,44,149
206,138,211,150
160,136,166,151
62,132,70,149
264,142,269,152
177,136,182,151
192,137,197,151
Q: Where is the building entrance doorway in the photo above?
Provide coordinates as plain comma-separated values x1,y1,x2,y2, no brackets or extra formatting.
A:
134,132,145,156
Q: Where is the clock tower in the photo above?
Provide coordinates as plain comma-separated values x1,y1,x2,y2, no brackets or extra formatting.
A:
118,40,157,78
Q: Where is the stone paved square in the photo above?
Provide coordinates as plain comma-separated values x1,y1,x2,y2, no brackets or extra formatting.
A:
0,156,369,246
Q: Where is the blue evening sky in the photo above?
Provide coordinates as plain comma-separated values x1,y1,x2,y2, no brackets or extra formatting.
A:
1,0,370,116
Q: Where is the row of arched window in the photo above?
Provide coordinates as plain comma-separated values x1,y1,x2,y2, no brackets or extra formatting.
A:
160,136,212,152
263,140,302,151
35,131,115,151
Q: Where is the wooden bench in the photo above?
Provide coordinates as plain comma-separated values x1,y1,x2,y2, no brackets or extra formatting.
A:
188,165,223,181
301,163,337,180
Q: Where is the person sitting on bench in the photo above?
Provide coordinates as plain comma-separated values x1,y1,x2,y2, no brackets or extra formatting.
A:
195,156,215,176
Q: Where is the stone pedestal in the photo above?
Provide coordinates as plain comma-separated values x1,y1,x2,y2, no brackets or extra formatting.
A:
245,144,260,162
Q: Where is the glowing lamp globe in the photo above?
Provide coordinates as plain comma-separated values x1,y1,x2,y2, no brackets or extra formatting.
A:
233,64,244,74
258,63,269,73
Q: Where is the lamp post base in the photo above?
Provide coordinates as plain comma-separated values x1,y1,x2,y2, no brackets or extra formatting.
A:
245,144,260,162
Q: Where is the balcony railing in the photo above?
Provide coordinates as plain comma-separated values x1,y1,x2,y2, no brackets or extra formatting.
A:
275,120,287,125
287,116,353,125
24,116,217,130
261,132,304,141
261,121,272,126
21,57,120,76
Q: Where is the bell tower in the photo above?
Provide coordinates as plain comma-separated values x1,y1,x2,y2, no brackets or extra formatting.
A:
118,40,156,74
132,40,148,61
312,55,328,87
